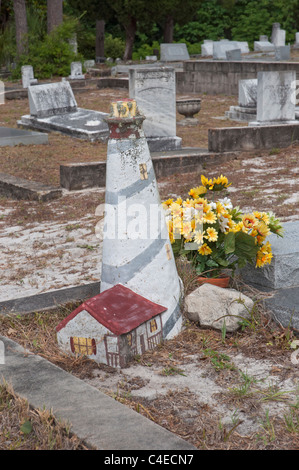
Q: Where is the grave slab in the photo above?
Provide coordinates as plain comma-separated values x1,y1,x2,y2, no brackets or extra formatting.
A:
264,287,299,331
18,82,109,141
0,172,62,201
0,335,196,450
0,126,48,146
240,221,299,290
18,108,109,141
0,282,101,315
253,41,275,52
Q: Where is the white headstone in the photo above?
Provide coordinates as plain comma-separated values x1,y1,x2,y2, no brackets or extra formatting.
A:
84,60,95,70
28,81,77,118
254,41,275,52
213,41,247,59
273,29,286,47
226,48,242,61
201,40,213,56
239,79,258,108
69,61,85,80
129,67,181,150
235,41,250,54
21,65,38,88
69,34,78,54
275,45,291,61
160,43,190,61
296,32,299,44
256,71,296,123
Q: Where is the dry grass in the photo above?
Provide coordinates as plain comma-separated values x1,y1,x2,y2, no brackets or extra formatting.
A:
0,380,91,450
0,296,298,450
0,72,299,450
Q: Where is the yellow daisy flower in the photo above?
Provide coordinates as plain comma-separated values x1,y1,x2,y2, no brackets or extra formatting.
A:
198,243,212,256
242,213,257,229
194,230,204,245
201,175,213,188
189,186,207,198
205,227,218,242
204,211,217,224
256,221,270,238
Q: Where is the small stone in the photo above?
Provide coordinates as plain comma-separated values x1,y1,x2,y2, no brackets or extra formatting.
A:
184,283,254,332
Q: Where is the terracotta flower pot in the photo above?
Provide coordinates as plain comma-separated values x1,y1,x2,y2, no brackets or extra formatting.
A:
197,275,230,288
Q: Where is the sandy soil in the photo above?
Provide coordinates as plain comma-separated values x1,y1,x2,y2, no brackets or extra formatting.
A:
0,80,298,450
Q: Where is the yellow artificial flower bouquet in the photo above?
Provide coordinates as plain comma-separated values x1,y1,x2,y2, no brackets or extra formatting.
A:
163,175,283,278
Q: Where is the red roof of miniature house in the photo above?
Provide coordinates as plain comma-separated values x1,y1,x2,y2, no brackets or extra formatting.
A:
56,284,167,336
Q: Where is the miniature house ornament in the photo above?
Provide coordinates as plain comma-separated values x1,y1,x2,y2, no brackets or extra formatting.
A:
56,284,168,368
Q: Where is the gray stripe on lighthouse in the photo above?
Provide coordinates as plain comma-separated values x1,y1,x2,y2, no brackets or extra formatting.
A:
101,235,166,285
162,301,182,338
105,166,156,206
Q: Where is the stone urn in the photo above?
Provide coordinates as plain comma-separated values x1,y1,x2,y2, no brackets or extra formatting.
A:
176,98,201,125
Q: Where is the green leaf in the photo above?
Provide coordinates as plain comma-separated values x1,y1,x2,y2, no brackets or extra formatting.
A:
224,231,235,254
234,232,259,260
20,420,33,435
213,257,230,267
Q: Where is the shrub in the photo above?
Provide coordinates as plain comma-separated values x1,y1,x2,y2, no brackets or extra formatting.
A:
104,34,125,60
12,18,82,79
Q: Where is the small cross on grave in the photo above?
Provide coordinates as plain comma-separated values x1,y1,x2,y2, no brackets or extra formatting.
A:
139,163,148,180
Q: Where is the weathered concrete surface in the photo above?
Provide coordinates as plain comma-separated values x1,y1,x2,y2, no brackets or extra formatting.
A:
0,126,48,146
241,221,299,290
0,173,62,201
0,282,101,315
0,335,196,450
264,287,299,331
176,60,299,95
18,108,109,142
208,124,299,153
60,149,237,191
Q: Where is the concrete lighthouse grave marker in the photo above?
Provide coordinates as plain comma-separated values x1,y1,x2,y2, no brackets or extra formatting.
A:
100,99,183,342
56,99,183,367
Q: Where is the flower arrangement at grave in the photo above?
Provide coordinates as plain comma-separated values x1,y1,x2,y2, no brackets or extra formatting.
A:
162,174,284,280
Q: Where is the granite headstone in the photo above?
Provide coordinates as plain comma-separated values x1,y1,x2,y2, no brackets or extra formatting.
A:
129,67,182,151
253,71,296,125
21,65,38,89
160,43,190,61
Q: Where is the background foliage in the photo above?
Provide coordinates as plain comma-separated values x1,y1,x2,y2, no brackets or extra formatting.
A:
1,0,299,75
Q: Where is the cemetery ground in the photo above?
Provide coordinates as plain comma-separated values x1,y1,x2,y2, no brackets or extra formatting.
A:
0,83,299,450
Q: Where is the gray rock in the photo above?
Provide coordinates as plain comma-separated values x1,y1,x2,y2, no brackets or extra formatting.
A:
185,283,254,332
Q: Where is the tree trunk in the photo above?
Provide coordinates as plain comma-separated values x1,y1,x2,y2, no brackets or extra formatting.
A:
123,17,137,60
96,19,105,59
47,0,63,34
163,15,174,43
13,0,28,56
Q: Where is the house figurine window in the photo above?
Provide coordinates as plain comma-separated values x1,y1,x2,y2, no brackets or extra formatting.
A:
127,333,133,346
70,337,96,355
150,319,157,333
